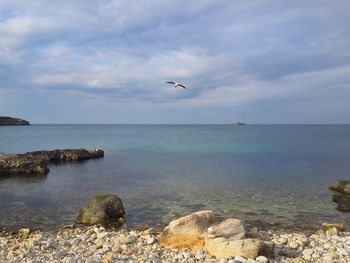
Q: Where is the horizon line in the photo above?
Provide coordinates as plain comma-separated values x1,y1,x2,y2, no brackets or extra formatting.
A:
24,123,350,125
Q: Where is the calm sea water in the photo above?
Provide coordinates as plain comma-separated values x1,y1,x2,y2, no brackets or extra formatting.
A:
0,125,349,231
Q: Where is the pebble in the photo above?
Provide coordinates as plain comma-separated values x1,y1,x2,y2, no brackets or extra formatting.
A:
339,248,349,256
146,236,155,245
256,255,268,263
234,255,247,263
288,241,299,249
0,225,349,263
195,251,206,260
95,242,103,249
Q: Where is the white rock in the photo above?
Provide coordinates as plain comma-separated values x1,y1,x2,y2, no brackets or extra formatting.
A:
146,236,155,245
208,226,215,234
195,251,205,260
302,248,314,256
97,232,108,239
256,255,268,263
234,255,247,263
278,237,288,244
312,252,320,258
288,241,299,249
338,248,349,256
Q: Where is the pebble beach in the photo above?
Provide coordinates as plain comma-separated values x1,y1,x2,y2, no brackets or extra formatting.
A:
1,225,349,263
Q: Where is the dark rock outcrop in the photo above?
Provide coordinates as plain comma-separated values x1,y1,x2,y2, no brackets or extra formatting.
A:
329,180,350,195
329,181,350,213
76,194,125,226
0,117,30,126
0,149,104,176
332,194,350,212
26,149,104,162
0,153,49,175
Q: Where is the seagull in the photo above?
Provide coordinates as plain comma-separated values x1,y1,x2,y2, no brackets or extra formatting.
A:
166,81,187,90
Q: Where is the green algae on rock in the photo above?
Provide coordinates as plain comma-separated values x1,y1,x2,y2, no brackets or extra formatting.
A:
76,194,125,226
329,180,350,195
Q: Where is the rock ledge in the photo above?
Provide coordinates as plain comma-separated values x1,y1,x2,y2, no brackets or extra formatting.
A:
0,149,104,176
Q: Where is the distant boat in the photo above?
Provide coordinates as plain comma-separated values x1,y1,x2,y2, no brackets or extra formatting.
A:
233,122,245,125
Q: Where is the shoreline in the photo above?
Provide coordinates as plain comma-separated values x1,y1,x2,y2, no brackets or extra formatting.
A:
0,216,328,235
1,224,349,263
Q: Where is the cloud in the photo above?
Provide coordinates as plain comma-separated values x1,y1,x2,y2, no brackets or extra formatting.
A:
0,0,350,122
179,64,350,107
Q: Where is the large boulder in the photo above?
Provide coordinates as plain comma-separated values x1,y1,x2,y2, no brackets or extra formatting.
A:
158,210,215,251
76,194,125,226
329,180,350,195
205,237,273,259
158,210,273,259
207,218,245,239
204,218,272,259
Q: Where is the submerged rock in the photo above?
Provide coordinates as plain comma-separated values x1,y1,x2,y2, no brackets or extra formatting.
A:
329,181,350,212
332,194,350,212
0,116,30,126
76,194,125,226
0,149,104,176
329,180,350,195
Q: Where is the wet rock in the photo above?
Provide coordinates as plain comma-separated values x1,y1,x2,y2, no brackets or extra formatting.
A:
322,223,345,236
329,180,350,195
18,228,31,238
76,194,125,226
0,154,49,175
158,210,215,251
26,149,104,162
0,148,104,176
142,228,156,235
332,193,350,212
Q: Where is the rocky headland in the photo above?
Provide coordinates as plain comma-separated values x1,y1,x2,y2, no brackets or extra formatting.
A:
0,149,104,176
0,117,30,126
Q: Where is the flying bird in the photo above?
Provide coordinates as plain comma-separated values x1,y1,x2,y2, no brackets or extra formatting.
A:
166,81,187,90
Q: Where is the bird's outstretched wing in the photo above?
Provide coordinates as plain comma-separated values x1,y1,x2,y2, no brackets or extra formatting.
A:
166,81,175,84
178,84,187,89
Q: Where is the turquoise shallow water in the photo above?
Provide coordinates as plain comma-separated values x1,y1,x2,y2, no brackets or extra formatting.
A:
0,125,349,230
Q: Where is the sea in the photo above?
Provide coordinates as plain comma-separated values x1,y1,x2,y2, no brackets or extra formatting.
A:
0,124,349,231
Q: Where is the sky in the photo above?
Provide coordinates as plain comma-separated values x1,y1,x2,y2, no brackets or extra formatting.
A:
0,0,350,124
